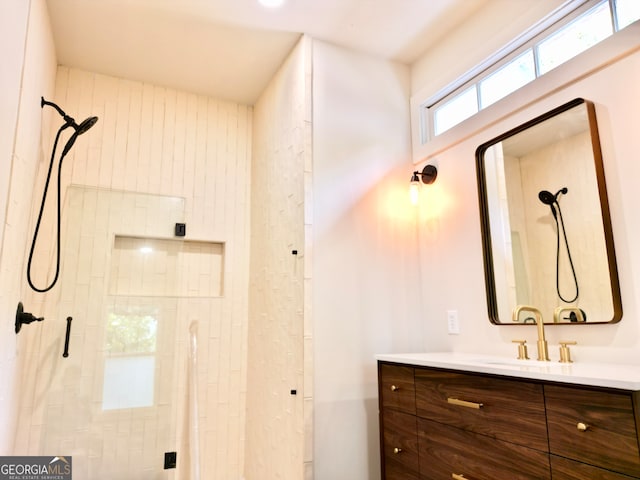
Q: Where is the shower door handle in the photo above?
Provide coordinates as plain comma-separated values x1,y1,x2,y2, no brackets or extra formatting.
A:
63,316,72,357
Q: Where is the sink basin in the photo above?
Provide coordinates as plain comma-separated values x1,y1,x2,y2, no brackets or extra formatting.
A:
476,358,556,367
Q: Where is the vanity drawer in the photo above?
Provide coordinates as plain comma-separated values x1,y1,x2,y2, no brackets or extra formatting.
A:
415,368,548,451
381,409,419,479
417,417,551,480
545,384,640,477
379,363,416,415
551,455,639,480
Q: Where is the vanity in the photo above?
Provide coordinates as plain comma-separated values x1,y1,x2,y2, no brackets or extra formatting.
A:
377,353,640,480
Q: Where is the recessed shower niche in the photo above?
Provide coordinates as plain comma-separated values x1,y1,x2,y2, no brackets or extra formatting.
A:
109,236,224,297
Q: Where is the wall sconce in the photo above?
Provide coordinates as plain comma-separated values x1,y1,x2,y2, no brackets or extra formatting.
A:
410,164,438,205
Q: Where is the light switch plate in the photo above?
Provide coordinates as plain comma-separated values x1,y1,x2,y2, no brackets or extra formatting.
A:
447,310,459,334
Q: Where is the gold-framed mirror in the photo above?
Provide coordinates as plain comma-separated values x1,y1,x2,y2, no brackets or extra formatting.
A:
476,98,622,325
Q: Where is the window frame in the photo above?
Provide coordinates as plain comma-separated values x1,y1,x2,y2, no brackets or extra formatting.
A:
419,0,635,143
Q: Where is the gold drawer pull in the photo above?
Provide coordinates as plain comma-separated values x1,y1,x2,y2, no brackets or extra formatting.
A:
448,397,483,409
390,385,399,391
452,474,467,480
577,422,589,432
393,447,402,454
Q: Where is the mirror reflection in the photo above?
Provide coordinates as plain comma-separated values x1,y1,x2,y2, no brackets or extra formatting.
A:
476,98,621,325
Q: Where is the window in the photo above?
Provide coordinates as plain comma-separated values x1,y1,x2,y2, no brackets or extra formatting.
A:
422,0,639,142
102,307,158,410
616,0,640,29
434,86,478,136
480,50,536,109
536,2,612,75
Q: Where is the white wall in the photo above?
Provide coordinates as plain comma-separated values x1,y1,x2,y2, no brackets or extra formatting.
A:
0,0,57,455
412,25,640,364
312,40,423,480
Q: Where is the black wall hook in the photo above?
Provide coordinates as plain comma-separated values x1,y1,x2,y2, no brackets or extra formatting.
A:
15,302,44,333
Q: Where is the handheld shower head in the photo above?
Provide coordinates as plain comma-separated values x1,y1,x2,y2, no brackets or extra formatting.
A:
61,116,99,157
77,116,99,135
539,187,568,205
538,190,556,205
538,188,568,219
28,98,99,293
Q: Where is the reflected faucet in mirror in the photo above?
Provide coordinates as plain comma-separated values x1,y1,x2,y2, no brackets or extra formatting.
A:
512,305,550,361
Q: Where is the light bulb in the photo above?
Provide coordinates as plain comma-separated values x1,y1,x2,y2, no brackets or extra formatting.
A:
409,178,420,205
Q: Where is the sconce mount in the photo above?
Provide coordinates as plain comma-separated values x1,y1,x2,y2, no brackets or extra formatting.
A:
412,164,438,185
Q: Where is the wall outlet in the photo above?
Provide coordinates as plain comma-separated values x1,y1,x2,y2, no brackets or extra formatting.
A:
447,310,460,335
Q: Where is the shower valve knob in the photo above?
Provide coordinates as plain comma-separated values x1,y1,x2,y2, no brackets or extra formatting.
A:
15,302,44,334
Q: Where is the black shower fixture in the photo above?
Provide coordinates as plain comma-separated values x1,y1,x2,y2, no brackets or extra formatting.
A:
538,186,578,303
27,98,99,293
538,187,568,218
538,187,567,204
40,97,98,157
15,302,44,334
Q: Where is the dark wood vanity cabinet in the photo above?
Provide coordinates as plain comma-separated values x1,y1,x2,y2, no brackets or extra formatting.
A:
378,361,640,480
546,384,640,478
379,363,420,479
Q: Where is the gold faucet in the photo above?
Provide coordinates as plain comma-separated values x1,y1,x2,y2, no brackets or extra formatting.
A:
554,306,585,323
512,305,550,361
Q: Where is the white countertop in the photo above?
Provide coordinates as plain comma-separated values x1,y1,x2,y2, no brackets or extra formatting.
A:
375,352,640,390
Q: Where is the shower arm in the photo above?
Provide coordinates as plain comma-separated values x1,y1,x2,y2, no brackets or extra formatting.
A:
41,97,76,126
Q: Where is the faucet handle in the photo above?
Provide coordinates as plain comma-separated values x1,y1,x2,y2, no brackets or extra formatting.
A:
512,339,530,360
559,340,577,363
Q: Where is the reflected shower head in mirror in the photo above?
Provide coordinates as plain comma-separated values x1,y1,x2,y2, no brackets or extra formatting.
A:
538,186,578,303
538,187,567,205
538,190,556,205
538,188,568,218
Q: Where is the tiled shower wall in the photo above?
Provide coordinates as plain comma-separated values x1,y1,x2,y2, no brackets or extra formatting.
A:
246,37,312,479
0,0,57,452
17,66,252,479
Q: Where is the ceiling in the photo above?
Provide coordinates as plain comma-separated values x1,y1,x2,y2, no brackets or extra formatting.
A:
45,0,490,105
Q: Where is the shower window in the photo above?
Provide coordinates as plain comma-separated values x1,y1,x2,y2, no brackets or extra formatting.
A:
102,306,158,410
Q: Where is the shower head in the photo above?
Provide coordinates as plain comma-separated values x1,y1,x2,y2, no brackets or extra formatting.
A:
61,116,99,157
539,187,568,219
538,187,568,205
76,116,98,135
41,97,99,156
538,190,556,206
